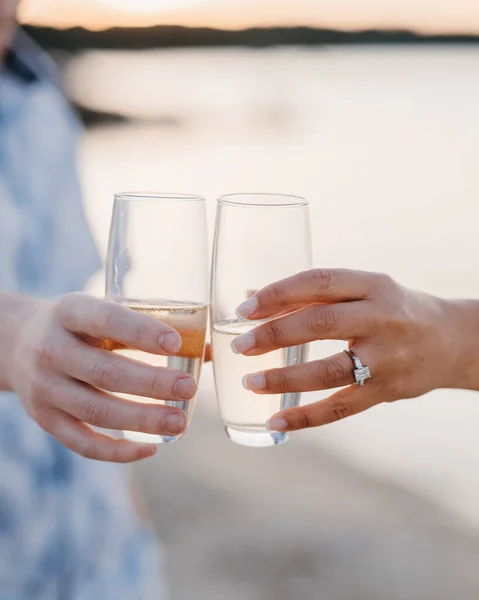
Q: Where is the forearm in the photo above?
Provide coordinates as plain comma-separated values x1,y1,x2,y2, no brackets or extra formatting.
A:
0,293,41,391
443,299,479,391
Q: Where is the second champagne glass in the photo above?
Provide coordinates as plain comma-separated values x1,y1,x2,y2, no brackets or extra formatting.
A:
211,193,313,448
105,192,208,444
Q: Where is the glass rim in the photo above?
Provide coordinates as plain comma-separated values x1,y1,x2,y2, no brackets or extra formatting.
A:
115,191,205,202
217,193,308,207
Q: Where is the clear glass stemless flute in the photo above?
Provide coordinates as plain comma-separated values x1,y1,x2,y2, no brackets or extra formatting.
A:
211,193,313,448
105,192,208,444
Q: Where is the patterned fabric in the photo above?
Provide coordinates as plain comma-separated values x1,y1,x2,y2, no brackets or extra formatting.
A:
0,32,167,599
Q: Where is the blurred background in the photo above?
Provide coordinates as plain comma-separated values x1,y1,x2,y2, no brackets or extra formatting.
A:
19,0,479,598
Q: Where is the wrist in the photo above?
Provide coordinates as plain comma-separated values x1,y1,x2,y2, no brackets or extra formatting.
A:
441,299,479,391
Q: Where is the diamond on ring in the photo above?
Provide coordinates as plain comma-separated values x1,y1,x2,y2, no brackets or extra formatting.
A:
344,349,372,387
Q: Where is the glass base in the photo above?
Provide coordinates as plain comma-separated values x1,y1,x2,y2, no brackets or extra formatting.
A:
123,431,184,444
225,426,289,448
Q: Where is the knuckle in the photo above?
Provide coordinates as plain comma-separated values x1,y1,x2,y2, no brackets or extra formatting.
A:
57,292,83,326
91,302,115,333
377,272,394,285
265,368,290,392
103,448,121,463
292,410,312,430
134,321,151,346
311,305,338,334
76,441,97,460
147,371,165,399
263,319,283,347
136,405,152,433
264,284,283,305
80,397,109,425
327,399,352,423
384,305,409,334
388,344,408,370
357,306,377,331
312,268,334,290
315,359,345,389
90,358,120,389
34,338,57,369
374,272,395,294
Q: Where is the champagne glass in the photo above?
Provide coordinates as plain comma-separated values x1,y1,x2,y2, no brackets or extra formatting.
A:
211,193,312,448
105,192,208,444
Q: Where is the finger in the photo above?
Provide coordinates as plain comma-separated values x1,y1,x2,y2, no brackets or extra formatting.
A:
59,340,197,401
236,268,381,320
243,352,356,393
46,410,158,463
51,377,188,436
58,293,182,355
231,302,374,355
267,385,381,432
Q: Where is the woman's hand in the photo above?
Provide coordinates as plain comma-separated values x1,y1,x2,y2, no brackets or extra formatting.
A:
5,293,197,462
232,268,472,432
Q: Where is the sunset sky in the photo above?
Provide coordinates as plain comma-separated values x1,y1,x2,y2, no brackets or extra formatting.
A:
19,0,479,33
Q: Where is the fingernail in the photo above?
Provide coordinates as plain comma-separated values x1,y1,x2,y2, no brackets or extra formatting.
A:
164,412,187,434
159,331,182,354
266,416,288,432
236,297,259,319
174,377,197,400
231,332,256,354
243,372,266,391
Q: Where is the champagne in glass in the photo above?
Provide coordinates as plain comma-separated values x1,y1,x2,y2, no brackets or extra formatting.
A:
211,194,312,447
106,192,208,444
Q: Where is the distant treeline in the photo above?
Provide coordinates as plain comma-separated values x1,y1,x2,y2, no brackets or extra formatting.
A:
23,24,479,51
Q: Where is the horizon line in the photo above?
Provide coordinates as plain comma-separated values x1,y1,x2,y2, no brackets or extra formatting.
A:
21,21,479,37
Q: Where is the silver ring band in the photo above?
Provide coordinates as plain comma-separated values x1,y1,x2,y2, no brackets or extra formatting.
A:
344,349,372,386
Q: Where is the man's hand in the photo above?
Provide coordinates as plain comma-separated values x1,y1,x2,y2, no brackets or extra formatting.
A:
4,293,197,462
